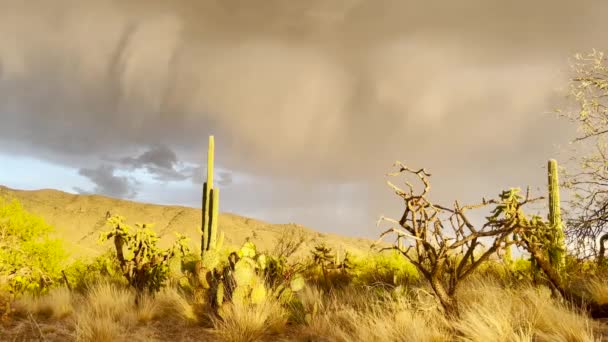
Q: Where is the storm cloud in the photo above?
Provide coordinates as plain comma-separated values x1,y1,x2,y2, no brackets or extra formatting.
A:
0,0,605,236
75,165,138,199
118,144,196,182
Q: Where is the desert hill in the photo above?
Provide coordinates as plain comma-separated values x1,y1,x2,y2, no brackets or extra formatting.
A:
0,185,377,261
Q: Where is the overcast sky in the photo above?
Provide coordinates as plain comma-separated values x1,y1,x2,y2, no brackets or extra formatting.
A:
0,0,605,238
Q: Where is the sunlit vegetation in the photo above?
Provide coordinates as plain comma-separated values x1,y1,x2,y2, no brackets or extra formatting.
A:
1,193,607,341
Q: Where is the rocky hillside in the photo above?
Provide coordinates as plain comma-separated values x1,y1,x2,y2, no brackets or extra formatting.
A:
0,185,377,260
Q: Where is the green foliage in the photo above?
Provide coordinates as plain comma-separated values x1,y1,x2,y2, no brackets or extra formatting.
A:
181,251,203,274
303,244,419,290
61,250,123,292
0,198,68,296
511,258,534,281
350,251,419,286
99,215,191,297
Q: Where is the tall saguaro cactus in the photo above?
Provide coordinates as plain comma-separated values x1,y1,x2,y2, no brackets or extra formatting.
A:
548,159,566,272
202,136,221,258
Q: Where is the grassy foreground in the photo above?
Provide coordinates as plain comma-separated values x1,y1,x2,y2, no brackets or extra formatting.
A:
1,194,608,341
1,270,608,341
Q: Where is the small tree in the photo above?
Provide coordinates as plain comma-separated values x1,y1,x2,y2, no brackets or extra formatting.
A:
560,49,608,260
375,162,543,316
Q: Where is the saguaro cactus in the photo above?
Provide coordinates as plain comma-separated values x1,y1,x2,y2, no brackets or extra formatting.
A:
548,159,566,272
202,136,221,258
599,233,608,266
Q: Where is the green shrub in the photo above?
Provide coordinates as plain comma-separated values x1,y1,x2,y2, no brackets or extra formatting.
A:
0,198,68,296
62,250,124,292
350,250,419,287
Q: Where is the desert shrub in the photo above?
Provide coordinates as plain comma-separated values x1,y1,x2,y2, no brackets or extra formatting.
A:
180,252,201,274
263,253,307,290
301,247,419,291
0,197,68,296
512,258,532,275
300,243,357,291
62,250,124,292
271,229,308,259
563,254,607,279
350,251,419,287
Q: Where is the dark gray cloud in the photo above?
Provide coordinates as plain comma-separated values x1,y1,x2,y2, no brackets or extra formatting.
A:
118,145,194,182
218,172,233,187
0,0,604,235
75,165,138,199
120,145,178,170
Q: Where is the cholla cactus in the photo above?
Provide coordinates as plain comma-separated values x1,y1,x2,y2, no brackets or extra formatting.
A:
100,215,191,304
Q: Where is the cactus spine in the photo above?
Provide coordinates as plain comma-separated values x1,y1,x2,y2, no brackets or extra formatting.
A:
548,159,566,272
202,136,220,258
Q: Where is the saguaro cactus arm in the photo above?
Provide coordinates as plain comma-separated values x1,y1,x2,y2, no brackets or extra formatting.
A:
202,182,210,254
207,136,214,188
599,233,608,265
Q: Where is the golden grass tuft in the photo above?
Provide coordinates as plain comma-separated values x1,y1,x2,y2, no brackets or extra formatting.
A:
454,278,597,342
154,286,197,322
294,286,450,342
211,295,288,342
73,282,136,341
15,287,74,319
75,313,126,342
586,278,608,305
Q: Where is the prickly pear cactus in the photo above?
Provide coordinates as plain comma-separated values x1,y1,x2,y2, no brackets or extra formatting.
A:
216,282,224,307
238,241,257,259
251,283,267,305
234,259,255,287
290,274,305,292
216,242,306,314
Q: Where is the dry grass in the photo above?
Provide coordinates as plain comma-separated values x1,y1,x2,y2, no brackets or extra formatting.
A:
15,287,74,319
3,277,607,341
153,286,197,322
73,281,138,341
586,278,608,305
292,286,450,342
455,278,597,342
211,295,288,342
74,282,198,341
7,281,199,342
